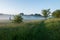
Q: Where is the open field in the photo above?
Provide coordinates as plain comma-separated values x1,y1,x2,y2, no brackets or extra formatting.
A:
0,19,42,27
0,18,60,40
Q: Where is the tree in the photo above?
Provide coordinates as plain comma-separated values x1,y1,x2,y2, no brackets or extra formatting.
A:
30,14,34,16
42,9,50,19
13,14,23,23
20,13,24,16
34,13,42,16
52,10,60,18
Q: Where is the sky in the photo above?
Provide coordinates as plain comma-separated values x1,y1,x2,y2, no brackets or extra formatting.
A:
0,0,60,15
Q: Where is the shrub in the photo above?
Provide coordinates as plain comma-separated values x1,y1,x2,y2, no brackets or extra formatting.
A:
52,10,60,18
13,15,23,23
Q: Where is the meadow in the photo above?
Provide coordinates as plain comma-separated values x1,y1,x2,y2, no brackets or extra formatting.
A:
0,18,60,40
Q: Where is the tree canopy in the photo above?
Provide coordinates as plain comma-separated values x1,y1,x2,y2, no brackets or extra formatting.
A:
42,9,50,19
13,14,23,23
52,10,60,18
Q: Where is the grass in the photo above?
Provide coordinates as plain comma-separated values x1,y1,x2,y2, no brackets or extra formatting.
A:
0,18,60,40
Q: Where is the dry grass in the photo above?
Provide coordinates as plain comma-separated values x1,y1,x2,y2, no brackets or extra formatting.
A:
0,20,41,27
45,18,60,23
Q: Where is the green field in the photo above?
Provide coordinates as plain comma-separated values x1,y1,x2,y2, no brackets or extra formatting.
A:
0,18,60,40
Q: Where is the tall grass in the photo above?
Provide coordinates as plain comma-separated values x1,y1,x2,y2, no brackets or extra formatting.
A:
0,18,60,40
45,18,60,40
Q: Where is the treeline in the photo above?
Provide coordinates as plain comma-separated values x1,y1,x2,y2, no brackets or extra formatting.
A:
20,13,42,16
20,9,60,18
42,9,60,19
13,9,60,23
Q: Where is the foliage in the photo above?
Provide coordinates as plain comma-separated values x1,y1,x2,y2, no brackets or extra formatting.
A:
13,14,23,23
34,13,42,16
45,18,60,40
0,18,60,40
20,13,24,16
42,9,50,19
52,10,60,18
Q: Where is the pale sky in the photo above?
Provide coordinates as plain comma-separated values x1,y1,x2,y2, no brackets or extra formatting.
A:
0,0,60,15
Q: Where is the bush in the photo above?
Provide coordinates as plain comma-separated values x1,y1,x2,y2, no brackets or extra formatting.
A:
52,10,60,18
13,15,23,23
